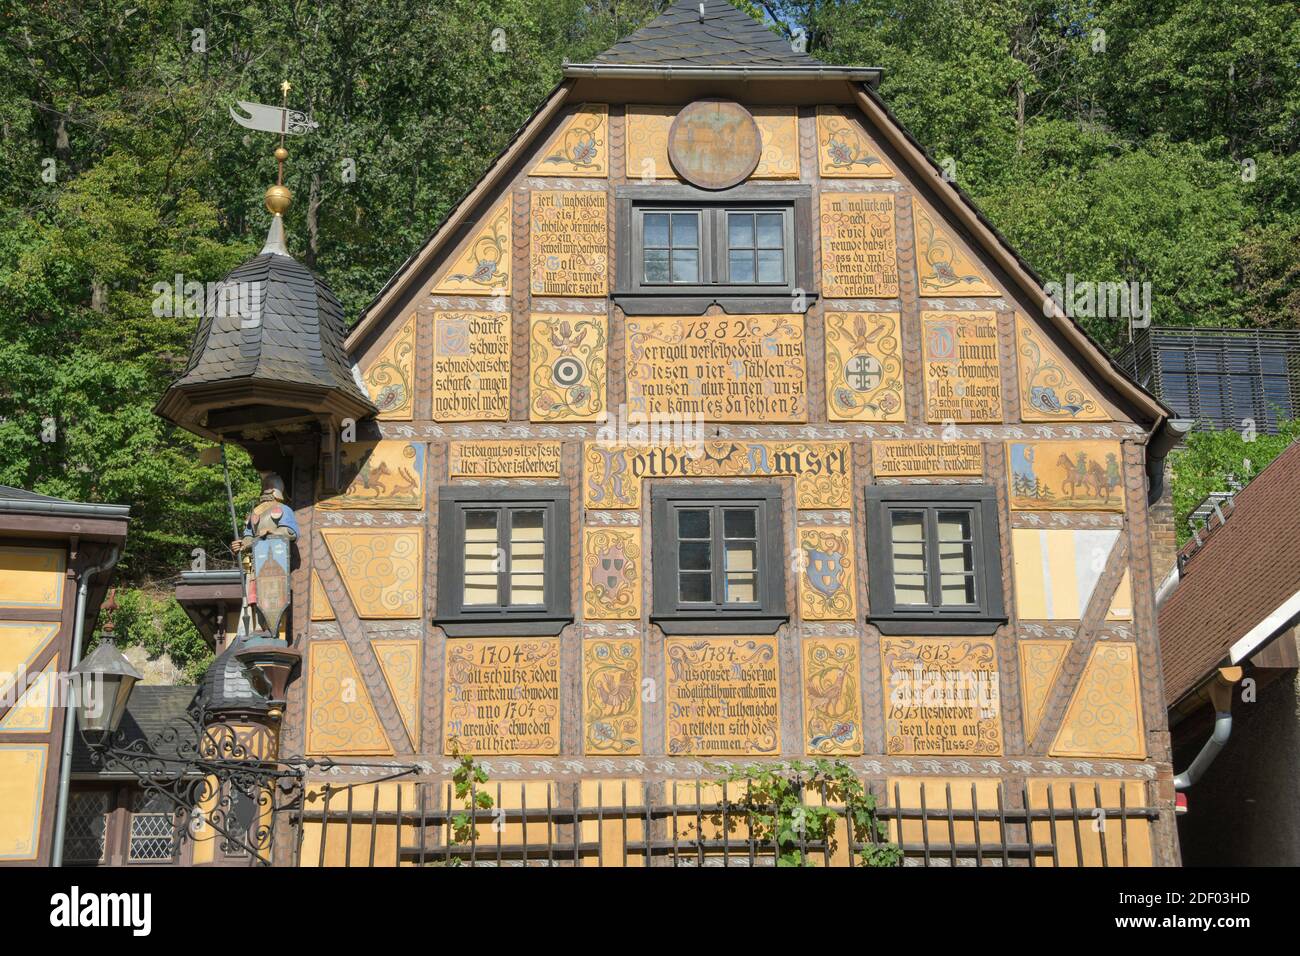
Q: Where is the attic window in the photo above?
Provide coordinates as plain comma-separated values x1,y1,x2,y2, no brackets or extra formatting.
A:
614,184,814,315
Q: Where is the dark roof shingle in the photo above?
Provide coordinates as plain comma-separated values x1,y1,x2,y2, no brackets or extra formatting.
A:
593,0,820,67
71,685,198,776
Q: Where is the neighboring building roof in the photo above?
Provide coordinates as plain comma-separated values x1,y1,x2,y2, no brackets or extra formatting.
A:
170,247,368,404
1160,442,1300,704
592,0,817,67
0,485,130,521
71,685,198,777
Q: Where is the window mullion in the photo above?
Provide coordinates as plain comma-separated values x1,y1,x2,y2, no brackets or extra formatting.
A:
497,506,510,610
712,503,725,608
925,507,942,612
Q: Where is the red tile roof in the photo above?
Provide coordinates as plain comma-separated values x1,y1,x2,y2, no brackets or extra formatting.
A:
1159,442,1300,704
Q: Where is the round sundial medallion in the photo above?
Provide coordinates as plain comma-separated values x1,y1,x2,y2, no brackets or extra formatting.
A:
667,99,762,190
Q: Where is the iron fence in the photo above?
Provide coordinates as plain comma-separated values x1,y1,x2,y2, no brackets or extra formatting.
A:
289,778,1159,867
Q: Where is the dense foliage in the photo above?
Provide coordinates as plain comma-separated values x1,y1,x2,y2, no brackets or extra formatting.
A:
1,1,1295,664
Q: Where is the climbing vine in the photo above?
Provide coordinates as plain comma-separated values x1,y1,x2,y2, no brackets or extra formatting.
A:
713,760,902,867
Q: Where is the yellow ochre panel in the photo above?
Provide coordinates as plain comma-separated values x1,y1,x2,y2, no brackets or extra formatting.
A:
320,528,423,619
1051,642,1146,759
305,641,392,756
362,313,415,420
0,655,58,734
0,546,65,608
0,745,47,860
373,639,421,748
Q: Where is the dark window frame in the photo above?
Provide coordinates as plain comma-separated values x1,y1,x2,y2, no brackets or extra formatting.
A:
614,183,816,316
435,485,572,637
864,485,1005,636
650,483,787,635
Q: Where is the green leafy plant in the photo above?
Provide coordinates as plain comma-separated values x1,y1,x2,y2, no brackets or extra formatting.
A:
711,759,901,867
442,740,494,865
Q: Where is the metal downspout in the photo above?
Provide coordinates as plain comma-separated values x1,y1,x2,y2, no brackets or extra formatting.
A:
1174,667,1242,792
50,544,122,866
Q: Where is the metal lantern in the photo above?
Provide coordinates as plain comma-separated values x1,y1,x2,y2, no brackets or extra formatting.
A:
70,640,142,739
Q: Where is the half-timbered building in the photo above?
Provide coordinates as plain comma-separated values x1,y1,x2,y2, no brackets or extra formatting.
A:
153,0,1185,866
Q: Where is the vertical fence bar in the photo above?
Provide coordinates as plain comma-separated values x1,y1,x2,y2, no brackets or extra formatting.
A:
572,782,580,866
545,785,554,868
695,779,705,867
394,783,403,869
721,780,730,868
918,783,931,867
747,786,757,868
971,783,983,868
597,781,604,868
496,782,504,866
317,785,332,868
944,783,957,867
821,781,831,868
343,786,354,868
893,781,903,867
620,781,628,868
418,784,428,867
521,785,529,867
1068,783,1083,867
444,783,453,866
1023,782,1036,868
797,783,808,866
367,787,380,868
1093,782,1109,868
1046,786,1060,867
1119,783,1129,868
469,780,478,866
671,781,680,867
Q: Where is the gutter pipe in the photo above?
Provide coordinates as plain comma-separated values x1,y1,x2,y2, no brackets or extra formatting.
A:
50,544,122,866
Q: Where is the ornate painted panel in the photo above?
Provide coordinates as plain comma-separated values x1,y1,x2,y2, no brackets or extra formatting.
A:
871,439,984,477
0,623,59,700
320,529,423,619
1008,441,1125,511
920,311,1003,423
0,656,57,734
913,203,998,296
305,641,392,755
362,313,415,421
881,637,1003,756
431,311,511,421
583,638,642,755
1016,314,1109,421
309,571,334,621
582,527,642,621
665,637,780,757
317,440,425,510
625,105,798,180
797,526,857,621
449,440,563,479
815,106,894,178
625,315,807,422
530,313,608,422
824,311,904,421
443,638,561,755
583,440,852,510
430,198,512,295
373,639,421,747
802,638,864,756
531,103,608,177
1018,640,1070,744
529,190,608,297
1051,643,1146,759
820,194,899,298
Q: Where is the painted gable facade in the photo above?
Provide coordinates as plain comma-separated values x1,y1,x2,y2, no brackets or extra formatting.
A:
275,2,1177,866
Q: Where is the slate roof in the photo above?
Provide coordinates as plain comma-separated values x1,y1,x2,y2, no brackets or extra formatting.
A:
71,685,198,776
172,242,369,405
593,0,820,67
1160,442,1300,704
197,636,272,717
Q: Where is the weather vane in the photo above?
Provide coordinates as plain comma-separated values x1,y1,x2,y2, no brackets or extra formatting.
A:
229,80,319,216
